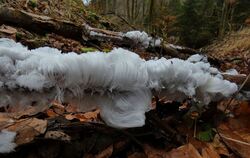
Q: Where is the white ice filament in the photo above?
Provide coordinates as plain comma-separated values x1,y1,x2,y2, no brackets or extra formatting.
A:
0,38,238,128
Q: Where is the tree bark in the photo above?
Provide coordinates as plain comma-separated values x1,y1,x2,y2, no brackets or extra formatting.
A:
0,7,82,40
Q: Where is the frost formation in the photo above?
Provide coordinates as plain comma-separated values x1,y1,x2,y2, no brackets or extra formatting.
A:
0,130,16,153
0,38,237,128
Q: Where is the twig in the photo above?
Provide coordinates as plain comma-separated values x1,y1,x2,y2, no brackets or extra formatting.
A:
215,73,250,157
224,73,250,112
220,134,250,146
215,127,242,158
193,119,197,138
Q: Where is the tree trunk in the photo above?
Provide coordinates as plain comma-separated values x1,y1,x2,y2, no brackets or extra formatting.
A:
131,0,135,21
112,0,117,14
126,0,131,21
148,0,155,32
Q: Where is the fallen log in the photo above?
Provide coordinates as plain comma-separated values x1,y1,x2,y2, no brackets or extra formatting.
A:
0,7,134,47
0,7,199,57
0,7,83,40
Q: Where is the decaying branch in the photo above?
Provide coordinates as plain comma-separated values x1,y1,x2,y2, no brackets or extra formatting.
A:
0,7,82,39
0,7,199,56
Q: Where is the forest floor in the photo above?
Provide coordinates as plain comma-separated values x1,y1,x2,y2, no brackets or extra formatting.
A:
0,0,250,158
205,28,250,74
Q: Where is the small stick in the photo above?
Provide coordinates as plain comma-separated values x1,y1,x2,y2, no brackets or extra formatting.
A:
224,73,250,112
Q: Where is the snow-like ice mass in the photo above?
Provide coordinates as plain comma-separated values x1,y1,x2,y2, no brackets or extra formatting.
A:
0,38,238,128
124,31,152,48
82,0,91,6
124,31,162,48
0,130,16,153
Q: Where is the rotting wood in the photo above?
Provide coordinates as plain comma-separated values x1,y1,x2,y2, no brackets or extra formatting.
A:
0,7,200,56
0,7,82,40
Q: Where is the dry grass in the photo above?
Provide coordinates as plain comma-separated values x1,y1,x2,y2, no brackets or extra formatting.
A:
205,27,250,73
206,27,250,56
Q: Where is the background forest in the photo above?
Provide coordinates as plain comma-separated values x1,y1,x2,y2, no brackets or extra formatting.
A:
87,0,250,48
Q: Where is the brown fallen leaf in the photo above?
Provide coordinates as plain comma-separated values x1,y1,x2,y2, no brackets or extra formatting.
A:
65,114,75,121
190,111,200,119
210,134,230,156
46,109,59,117
45,130,71,141
50,100,65,109
95,145,113,158
128,152,147,158
0,25,17,34
65,104,78,113
167,144,203,158
65,109,100,122
83,154,95,158
79,109,100,120
216,101,250,158
11,105,49,119
189,138,221,158
143,144,170,158
217,99,239,112
50,100,65,115
6,118,47,145
233,101,250,117
234,129,250,143
218,124,250,158
144,142,220,158
201,144,220,158
0,113,15,130
179,101,189,110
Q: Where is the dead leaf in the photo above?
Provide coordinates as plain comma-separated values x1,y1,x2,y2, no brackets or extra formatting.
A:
0,113,15,130
0,25,17,34
216,101,250,158
221,101,250,131
143,144,170,158
190,138,221,158
50,100,65,115
65,109,100,122
51,100,65,109
95,145,113,158
45,130,71,141
201,144,220,158
46,109,59,117
128,152,147,158
167,144,203,158
234,129,250,142
6,118,47,145
144,142,221,158
65,114,75,120
83,154,94,158
218,124,250,158
65,104,78,113
190,111,200,119
179,102,189,110
79,109,100,120
210,134,230,156
11,105,48,119
233,101,250,117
